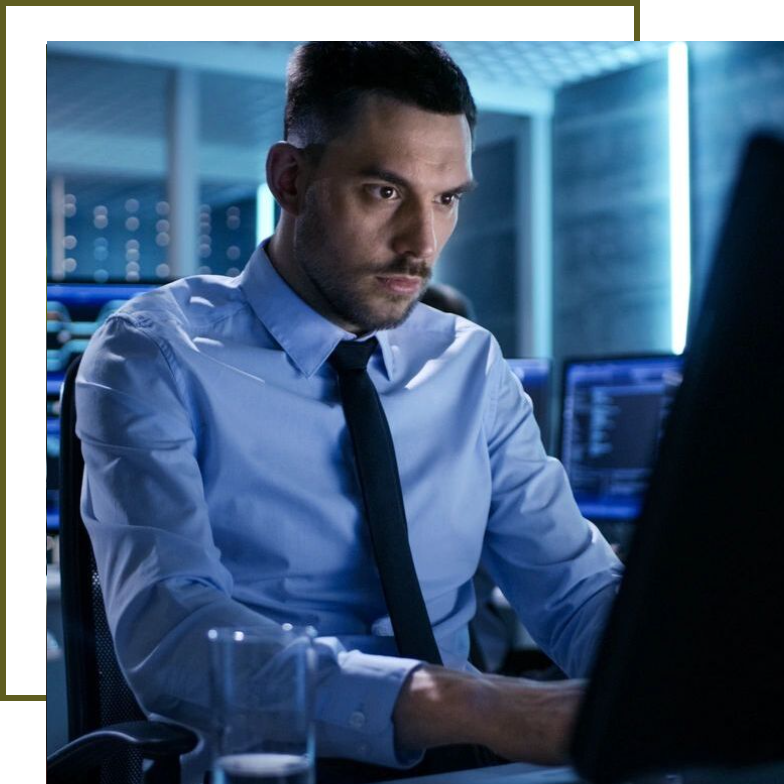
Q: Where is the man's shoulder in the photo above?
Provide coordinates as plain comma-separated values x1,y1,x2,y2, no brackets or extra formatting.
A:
396,302,498,353
385,303,504,382
111,274,246,334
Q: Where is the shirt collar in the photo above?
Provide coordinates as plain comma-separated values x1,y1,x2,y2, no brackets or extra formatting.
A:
237,242,395,380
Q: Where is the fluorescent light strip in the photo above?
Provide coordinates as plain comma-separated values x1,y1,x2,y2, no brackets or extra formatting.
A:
256,182,276,246
668,41,692,355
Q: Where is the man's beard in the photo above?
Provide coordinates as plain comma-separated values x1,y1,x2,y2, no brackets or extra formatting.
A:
293,195,432,333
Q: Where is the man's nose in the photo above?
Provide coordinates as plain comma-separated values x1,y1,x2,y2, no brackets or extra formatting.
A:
392,202,438,261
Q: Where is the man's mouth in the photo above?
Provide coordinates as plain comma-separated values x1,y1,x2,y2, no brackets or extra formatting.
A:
375,275,424,296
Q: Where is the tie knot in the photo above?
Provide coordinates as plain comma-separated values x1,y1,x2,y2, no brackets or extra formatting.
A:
328,337,378,372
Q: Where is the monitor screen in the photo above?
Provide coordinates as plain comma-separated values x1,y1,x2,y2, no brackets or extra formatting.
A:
572,134,784,782
46,283,156,530
559,355,684,532
505,358,552,454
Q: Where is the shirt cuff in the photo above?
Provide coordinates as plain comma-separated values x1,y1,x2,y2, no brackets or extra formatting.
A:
314,639,426,768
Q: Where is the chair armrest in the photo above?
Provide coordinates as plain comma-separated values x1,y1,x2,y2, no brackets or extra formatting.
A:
47,720,199,783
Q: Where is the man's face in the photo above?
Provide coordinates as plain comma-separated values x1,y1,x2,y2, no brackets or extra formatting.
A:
292,95,474,334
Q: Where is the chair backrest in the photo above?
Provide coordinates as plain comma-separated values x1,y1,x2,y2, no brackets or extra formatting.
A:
59,355,147,782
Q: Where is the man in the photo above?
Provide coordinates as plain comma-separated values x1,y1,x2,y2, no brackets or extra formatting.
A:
77,42,622,783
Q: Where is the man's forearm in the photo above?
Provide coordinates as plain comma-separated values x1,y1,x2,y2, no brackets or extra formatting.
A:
392,665,488,750
392,665,585,765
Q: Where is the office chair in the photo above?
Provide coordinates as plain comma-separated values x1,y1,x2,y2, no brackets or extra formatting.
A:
47,355,198,784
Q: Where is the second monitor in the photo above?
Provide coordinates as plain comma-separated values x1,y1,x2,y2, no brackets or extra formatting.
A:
559,355,684,547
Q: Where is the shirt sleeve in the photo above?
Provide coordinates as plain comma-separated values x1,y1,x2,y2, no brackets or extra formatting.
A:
481,343,623,677
76,314,423,769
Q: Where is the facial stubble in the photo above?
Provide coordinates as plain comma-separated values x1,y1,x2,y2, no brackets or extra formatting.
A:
293,192,432,333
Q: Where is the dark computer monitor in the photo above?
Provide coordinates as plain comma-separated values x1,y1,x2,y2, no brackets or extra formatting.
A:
559,354,684,549
505,358,553,454
572,134,784,782
46,282,156,530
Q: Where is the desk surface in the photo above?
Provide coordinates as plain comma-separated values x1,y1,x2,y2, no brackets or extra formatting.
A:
380,760,784,784
382,763,581,784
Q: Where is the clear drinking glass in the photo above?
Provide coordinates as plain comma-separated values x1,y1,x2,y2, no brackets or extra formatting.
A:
208,624,317,784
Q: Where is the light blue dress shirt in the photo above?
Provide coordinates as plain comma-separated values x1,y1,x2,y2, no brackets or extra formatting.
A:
77,244,622,779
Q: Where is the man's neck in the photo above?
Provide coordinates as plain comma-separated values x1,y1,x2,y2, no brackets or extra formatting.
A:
265,226,293,286
265,225,364,336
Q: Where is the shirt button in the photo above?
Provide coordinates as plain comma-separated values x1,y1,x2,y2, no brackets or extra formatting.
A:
358,743,369,755
349,710,366,729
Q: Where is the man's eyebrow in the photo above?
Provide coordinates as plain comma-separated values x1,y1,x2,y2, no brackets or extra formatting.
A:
358,167,478,195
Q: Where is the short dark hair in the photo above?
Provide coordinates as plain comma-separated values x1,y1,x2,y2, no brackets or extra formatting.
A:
284,42,477,148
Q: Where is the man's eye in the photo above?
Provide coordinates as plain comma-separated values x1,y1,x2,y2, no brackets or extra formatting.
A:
440,193,462,207
369,185,399,200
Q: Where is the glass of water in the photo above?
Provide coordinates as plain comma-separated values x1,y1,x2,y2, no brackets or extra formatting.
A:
208,624,317,784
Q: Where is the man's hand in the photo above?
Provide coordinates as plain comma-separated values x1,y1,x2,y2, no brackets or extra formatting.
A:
393,666,584,765
476,673,585,764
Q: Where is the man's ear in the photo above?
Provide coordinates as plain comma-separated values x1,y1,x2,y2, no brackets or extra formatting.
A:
266,142,311,217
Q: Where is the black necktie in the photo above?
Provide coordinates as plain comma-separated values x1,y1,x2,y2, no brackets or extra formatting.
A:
329,338,443,665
